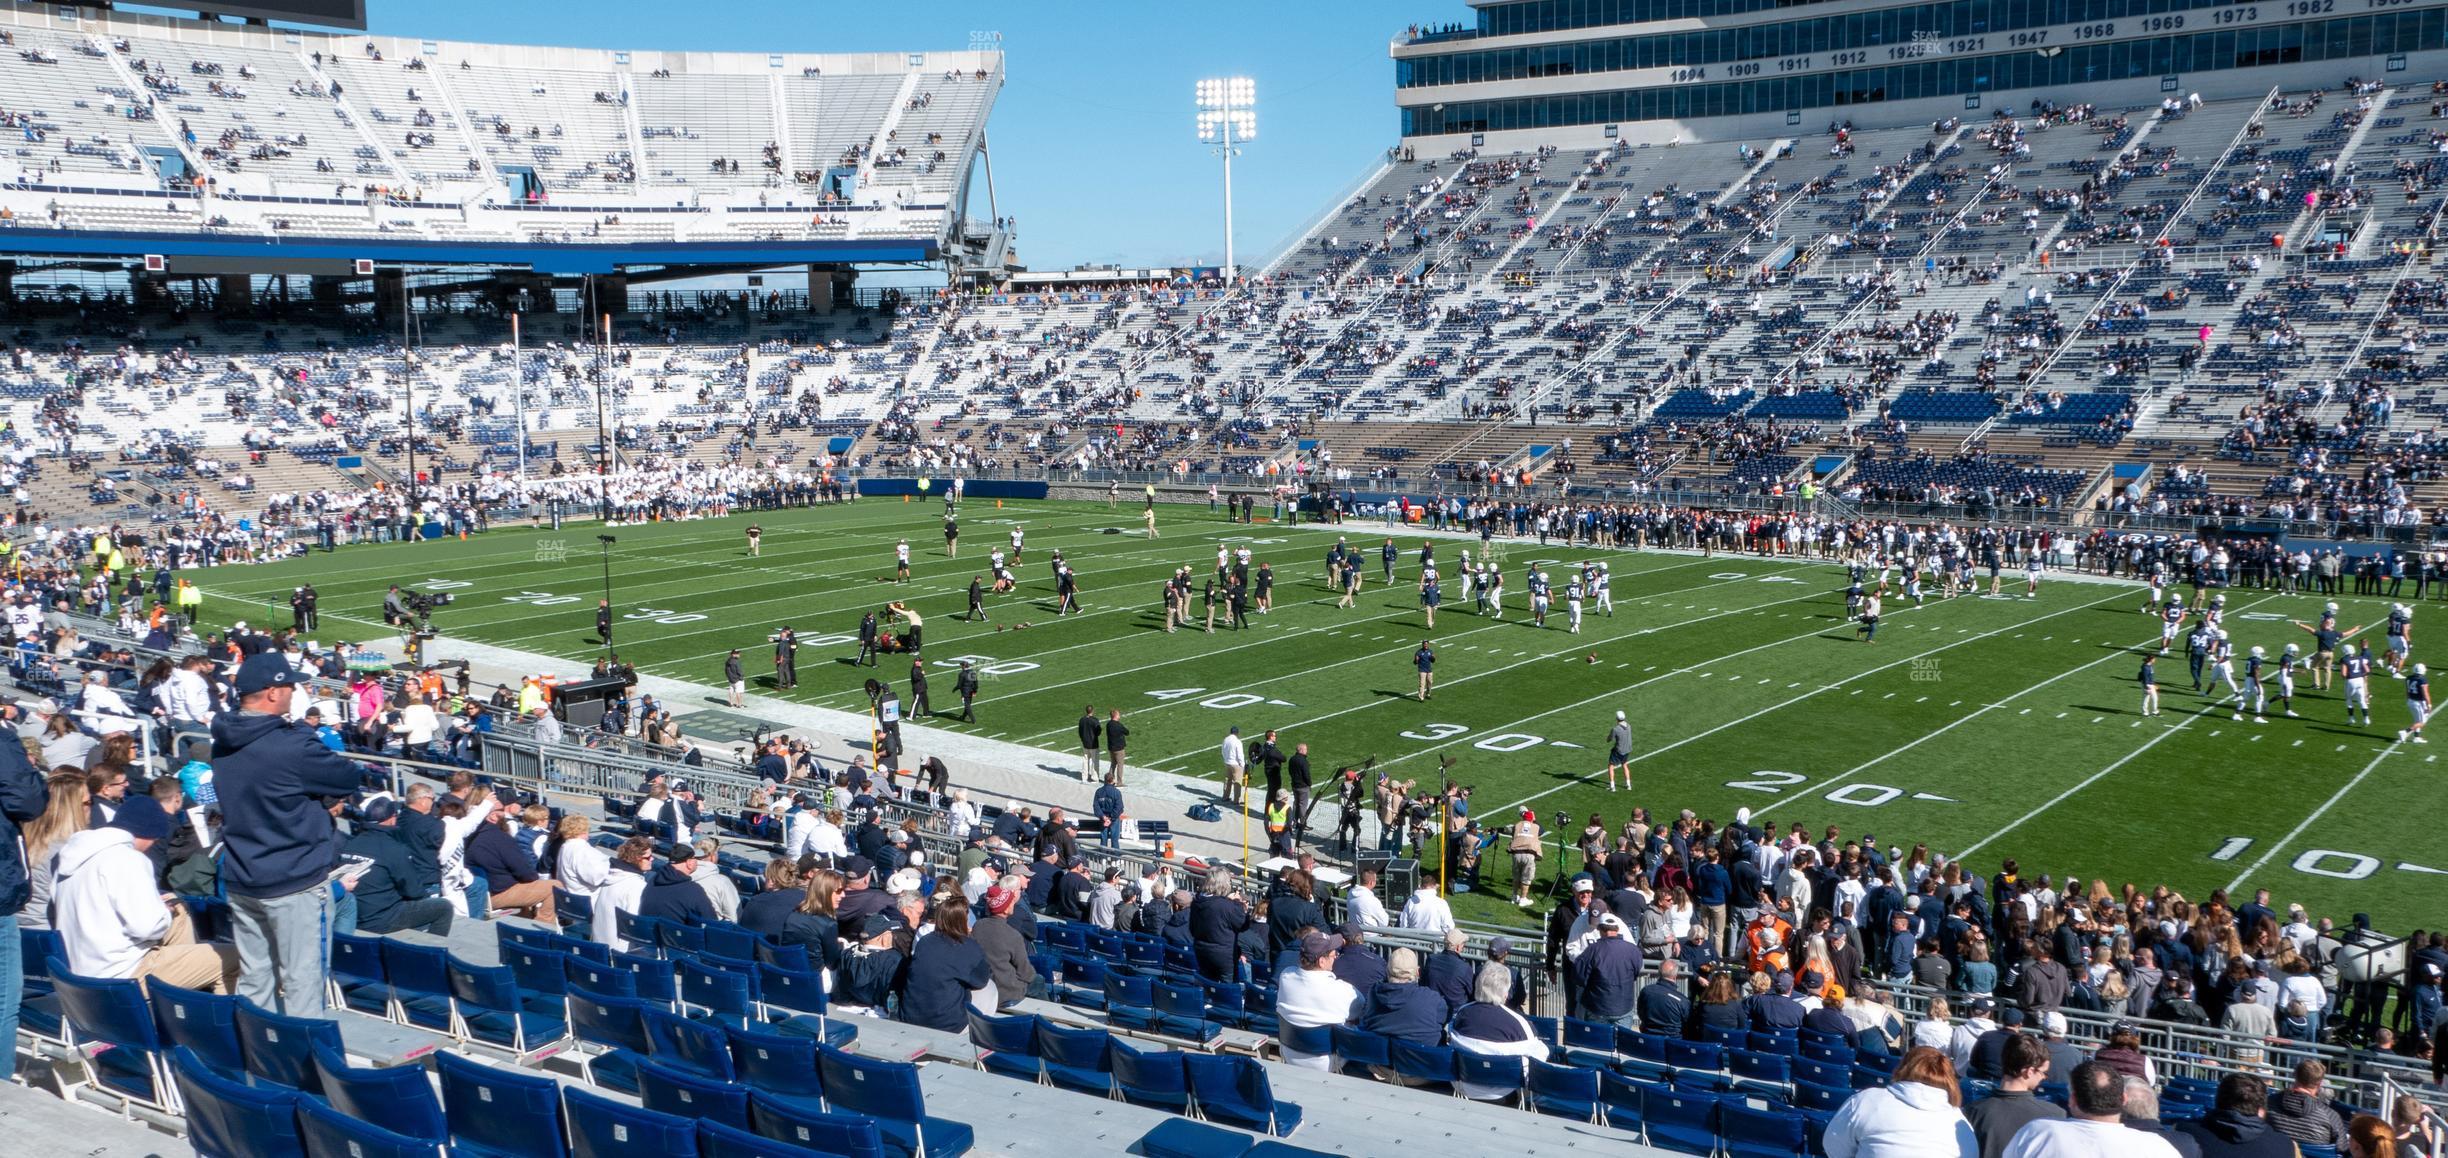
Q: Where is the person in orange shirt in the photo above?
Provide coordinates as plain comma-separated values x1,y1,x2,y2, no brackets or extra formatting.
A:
1745,908,1794,976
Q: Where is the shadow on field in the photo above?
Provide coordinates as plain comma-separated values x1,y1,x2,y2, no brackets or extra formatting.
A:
1370,689,1416,700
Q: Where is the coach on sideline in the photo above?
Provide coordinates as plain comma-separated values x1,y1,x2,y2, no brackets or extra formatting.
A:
214,653,363,1015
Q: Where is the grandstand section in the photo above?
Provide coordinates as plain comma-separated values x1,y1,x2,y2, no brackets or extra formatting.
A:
11,4,2448,1157
0,1,1005,270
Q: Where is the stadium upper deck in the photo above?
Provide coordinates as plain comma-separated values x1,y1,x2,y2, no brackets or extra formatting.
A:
0,1,1003,267
1393,0,2448,150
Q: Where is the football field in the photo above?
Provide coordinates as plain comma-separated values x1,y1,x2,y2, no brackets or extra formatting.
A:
194,500,2448,931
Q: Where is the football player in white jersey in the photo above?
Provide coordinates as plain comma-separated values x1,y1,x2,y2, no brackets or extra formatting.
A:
2276,643,2302,718
1594,562,1614,616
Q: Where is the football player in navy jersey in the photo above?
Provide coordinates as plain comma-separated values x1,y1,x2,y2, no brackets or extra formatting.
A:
2231,645,2268,724
2385,602,2415,678
2160,595,2187,655
2401,663,2432,744
1419,565,1441,630
2139,653,2161,718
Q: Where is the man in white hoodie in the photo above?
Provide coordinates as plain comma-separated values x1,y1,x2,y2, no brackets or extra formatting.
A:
53,797,237,992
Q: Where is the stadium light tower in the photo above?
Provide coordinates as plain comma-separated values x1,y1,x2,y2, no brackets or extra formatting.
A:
1195,77,1256,280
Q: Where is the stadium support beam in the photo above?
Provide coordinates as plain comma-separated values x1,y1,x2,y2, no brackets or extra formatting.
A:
372,268,406,322
219,275,254,315
0,262,13,304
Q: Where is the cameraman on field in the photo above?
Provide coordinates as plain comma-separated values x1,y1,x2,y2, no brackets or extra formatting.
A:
382,585,409,628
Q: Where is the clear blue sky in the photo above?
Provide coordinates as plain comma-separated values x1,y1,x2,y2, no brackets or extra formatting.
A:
356,0,1429,270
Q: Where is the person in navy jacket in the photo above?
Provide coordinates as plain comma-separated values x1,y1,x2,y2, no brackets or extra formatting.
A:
211,653,363,1016
0,723,49,1080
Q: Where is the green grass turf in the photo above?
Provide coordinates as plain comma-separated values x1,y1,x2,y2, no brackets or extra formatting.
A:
194,500,2448,932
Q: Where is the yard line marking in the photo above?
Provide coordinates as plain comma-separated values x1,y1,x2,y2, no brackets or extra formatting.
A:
1951,591,2291,858
1470,591,2139,817
2224,740,2401,894
1140,577,1958,773
1045,563,1833,750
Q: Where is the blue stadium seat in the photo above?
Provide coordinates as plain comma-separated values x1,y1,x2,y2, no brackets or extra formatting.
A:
1792,1079,1854,1113
1798,1039,1855,1068
448,954,570,1055
565,1083,698,1158
1034,1020,1114,1095
310,1040,446,1144
328,931,394,1019
679,956,762,1024
1110,1041,1195,1113
1662,1039,1722,1072
1642,1087,1724,1156
816,1043,975,1157
637,1054,753,1130
1104,971,1157,1030
1456,1052,1527,1103
1139,1117,1257,1158
966,1010,1044,1081
47,959,174,1109
1695,1022,1747,1050
756,940,813,973
1617,1028,1669,1063
146,977,245,1077
566,987,651,1092
723,1019,829,1106
296,1095,444,1158
170,1045,303,1158
747,1091,889,1158
698,1116,839,1158
1328,1024,1391,1078
1386,1040,1460,1094
1527,1060,1600,1122
234,998,345,1094
1596,1070,1649,1136
1152,978,1214,1038
436,1051,568,1158
499,943,575,1017
1728,1047,1792,1092
375,939,457,1031
1273,1015,1334,1065
1183,1054,1303,1138
644,1005,737,1082
1721,1100,1809,1158
702,921,763,962
613,950,679,1004
1562,1016,1618,1065
562,955,639,1001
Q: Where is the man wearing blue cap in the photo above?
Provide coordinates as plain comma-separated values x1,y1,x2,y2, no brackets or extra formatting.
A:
213,652,363,1015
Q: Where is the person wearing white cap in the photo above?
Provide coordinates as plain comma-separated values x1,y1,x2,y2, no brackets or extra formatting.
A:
1569,911,1643,1028
1605,710,1633,792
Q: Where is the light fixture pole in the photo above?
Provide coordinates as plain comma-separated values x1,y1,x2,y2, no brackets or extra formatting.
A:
1195,77,1256,280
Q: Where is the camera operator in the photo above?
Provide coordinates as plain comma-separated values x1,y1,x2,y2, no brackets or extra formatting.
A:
382,585,409,628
